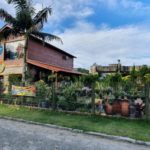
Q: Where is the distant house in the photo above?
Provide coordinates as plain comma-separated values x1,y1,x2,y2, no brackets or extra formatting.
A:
90,60,145,75
0,25,81,90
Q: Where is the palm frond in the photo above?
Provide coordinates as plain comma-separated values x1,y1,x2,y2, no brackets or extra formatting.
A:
7,0,27,9
25,24,42,37
0,9,16,24
7,0,35,15
33,7,52,28
32,31,63,44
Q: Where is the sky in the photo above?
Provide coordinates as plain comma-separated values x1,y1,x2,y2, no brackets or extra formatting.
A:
0,0,150,69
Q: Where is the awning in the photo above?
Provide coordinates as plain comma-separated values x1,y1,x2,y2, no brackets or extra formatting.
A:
27,59,82,75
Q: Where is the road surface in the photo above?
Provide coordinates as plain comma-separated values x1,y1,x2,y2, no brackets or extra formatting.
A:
0,118,149,150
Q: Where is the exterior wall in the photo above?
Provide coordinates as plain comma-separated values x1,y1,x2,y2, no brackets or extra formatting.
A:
0,43,4,63
0,36,25,92
1,59,23,76
27,38,74,69
0,37,25,77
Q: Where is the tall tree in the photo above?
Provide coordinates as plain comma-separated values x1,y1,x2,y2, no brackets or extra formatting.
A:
0,0,62,85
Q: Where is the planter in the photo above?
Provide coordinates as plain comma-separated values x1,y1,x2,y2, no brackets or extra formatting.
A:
105,103,113,115
112,100,121,114
120,100,129,117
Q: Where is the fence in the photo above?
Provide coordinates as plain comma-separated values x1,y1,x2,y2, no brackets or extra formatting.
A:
0,92,146,119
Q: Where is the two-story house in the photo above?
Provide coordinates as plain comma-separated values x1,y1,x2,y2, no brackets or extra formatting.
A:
0,25,80,90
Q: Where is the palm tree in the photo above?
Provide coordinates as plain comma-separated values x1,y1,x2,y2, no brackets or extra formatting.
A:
0,0,62,85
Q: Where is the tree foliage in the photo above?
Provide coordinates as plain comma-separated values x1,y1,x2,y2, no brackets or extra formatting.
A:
0,0,62,43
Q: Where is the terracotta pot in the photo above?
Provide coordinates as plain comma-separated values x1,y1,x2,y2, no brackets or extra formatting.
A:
120,100,129,116
105,103,113,115
112,100,121,114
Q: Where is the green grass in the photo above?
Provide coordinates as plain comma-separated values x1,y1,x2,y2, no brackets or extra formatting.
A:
0,104,150,142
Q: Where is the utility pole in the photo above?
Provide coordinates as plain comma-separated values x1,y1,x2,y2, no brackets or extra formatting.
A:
117,59,121,73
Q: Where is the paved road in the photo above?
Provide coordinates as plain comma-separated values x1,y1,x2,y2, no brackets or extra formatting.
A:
0,118,149,150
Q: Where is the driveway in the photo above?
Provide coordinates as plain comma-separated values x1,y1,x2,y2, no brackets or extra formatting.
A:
0,118,149,150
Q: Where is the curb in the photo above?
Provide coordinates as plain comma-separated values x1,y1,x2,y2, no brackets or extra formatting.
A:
0,116,150,147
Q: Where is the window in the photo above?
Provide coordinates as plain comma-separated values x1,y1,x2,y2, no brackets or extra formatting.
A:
62,55,69,60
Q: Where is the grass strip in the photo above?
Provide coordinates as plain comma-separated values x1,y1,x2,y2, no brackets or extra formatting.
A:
0,104,150,142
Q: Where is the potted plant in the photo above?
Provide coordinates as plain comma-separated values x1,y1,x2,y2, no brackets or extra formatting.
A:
105,97,113,115
120,98,129,117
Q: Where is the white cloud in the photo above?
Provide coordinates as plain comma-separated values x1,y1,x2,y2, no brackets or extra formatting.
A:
33,0,95,27
99,0,150,15
1,0,150,70
51,22,150,69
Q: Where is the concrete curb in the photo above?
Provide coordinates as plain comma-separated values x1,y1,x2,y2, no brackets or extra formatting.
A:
0,116,150,147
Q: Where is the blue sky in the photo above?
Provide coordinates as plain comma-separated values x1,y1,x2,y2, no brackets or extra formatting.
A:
0,0,150,69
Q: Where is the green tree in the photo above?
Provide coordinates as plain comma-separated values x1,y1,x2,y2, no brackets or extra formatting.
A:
144,73,150,119
108,73,122,97
129,66,139,96
0,0,62,85
82,74,99,114
76,68,89,74
138,65,150,85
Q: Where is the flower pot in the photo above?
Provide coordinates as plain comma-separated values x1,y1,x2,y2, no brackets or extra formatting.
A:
120,100,129,116
112,100,121,114
105,103,112,115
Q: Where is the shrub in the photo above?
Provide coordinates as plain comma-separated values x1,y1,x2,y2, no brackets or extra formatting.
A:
8,74,22,91
35,80,50,102
0,80,3,95
57,84,78,111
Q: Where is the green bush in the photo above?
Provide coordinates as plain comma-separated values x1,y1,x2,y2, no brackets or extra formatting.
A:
35,80,50,102
8,74,22,91
57,84,78,111
0,80,3,95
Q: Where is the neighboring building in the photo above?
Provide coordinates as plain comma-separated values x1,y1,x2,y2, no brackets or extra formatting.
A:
0,25,80,90
90,60,145,75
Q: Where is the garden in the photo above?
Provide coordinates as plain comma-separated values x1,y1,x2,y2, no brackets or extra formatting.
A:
0,65,150,119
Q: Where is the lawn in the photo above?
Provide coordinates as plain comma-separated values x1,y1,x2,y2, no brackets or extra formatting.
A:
0,104,150,142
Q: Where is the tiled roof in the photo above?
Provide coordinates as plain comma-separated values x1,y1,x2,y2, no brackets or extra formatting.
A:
27,59,82,75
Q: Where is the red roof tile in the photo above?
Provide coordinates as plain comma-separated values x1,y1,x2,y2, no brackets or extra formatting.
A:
27,59,82,75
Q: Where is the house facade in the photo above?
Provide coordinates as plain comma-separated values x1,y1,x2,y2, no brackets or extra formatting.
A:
90,60,145,75
0,25,79,91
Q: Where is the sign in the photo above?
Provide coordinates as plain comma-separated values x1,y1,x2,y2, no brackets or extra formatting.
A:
12,85,36,97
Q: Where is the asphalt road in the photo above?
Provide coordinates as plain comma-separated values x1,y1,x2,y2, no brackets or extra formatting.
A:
0,118,149,150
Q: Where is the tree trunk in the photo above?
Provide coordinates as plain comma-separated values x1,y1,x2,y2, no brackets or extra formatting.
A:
145,83,150,119
22,37,28,86
91,83,95,114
